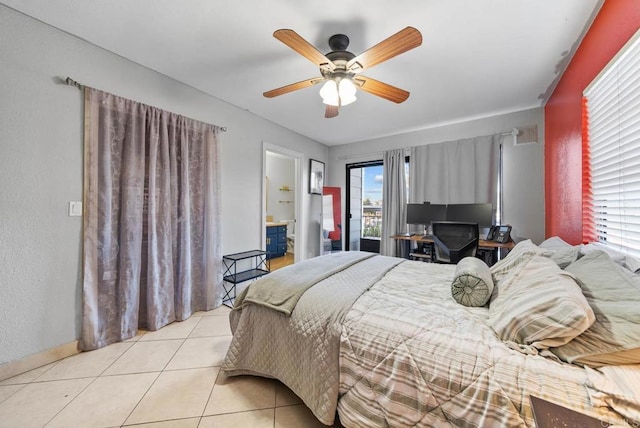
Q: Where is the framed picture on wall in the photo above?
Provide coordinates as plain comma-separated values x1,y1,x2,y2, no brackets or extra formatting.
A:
309,159,325,195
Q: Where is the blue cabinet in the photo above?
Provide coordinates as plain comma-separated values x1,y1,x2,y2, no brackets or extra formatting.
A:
266,225,287,259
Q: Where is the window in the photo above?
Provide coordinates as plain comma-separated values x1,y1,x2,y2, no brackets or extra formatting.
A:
583,29,640,256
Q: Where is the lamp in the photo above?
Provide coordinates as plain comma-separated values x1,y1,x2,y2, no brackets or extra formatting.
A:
319,78,357,106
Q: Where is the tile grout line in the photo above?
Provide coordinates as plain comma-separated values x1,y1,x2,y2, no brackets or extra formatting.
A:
118,371,163,427
42,376,101,427
5,310,234,428
119,333,189,427
0,383,27,405
272,386,277,428
119,315,218,427
29,360,62,384
197,361,221,423
43,340,138,427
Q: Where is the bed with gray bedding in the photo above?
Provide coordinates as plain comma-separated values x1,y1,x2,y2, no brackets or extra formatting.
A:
222,246,640,427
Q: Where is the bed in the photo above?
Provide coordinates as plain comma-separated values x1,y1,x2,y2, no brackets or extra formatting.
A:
222,241,640,427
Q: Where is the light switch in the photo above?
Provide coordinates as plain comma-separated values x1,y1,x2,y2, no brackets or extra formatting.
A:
69,201,83,217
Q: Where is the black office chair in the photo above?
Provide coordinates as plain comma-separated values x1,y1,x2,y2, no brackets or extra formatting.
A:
431,221,479,264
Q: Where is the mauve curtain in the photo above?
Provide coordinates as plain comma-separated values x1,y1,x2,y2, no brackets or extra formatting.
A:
380,149,407,257
81,88,222,351
409,135,500,208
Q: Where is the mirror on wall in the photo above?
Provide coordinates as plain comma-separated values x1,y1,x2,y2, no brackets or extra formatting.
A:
321,186,342,255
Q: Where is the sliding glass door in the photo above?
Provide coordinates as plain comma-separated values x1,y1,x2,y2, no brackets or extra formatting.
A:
346,161,383,253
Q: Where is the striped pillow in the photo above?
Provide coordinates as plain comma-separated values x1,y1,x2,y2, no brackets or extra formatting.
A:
488,255,595,350
490,239,551,284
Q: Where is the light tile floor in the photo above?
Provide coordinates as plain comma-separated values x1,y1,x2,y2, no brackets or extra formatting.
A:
0,306,342,427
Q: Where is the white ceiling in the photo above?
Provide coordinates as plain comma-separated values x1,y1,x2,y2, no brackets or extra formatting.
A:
2,0,601,146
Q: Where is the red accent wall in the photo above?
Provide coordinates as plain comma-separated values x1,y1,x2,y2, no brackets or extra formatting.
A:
545,0,640,245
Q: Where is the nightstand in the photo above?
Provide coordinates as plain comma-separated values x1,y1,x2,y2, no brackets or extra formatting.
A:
530,396,612,428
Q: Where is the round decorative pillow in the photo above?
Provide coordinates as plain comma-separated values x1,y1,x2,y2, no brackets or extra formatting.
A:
451,257,494,307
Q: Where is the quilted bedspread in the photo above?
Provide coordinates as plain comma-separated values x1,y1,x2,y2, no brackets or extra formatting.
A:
222,252,403,425
338,260,631,427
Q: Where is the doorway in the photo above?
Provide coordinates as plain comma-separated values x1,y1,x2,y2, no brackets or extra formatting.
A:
345,161,384,253
263,143,303,269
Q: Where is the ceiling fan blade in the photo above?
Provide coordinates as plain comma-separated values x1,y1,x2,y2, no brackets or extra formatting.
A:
325,104,339,119
347,26,422,72
274,29,336,71
354,76,410,103
263,78,323,98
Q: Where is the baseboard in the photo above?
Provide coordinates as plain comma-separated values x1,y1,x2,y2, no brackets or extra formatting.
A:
0,341,80,382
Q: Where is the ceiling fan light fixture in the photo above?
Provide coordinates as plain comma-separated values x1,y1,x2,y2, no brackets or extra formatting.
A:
319,80,338,105
319,78,357,106
266,27,422,117
338,78,357,105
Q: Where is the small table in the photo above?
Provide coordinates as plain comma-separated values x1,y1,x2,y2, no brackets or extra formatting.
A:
530,396,611,428
222,250,269,307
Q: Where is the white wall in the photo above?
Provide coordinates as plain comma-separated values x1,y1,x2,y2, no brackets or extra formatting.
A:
327,108,545,244
0,6,327,365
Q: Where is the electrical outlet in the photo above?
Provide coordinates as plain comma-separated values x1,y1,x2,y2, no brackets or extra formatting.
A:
68,201,82,216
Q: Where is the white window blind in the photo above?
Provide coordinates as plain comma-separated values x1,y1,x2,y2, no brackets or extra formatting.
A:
584,29,640,257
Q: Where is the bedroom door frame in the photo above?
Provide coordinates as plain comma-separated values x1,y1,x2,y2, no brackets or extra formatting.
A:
262,142,303,263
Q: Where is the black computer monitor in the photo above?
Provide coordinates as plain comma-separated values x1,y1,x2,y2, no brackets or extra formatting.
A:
446,203,493,226
406,203,447,225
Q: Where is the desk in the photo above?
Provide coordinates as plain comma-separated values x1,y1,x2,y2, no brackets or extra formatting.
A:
391,234,515,265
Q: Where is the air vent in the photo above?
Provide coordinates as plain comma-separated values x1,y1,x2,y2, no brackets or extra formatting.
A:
515,125,538,145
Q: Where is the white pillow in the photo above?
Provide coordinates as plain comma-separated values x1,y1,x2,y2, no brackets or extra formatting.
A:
547,247,581,269
553,250,640,367
624,254,640,274
580,242,640,274
581,242,627,266
539,236,581,269
539,236,574,250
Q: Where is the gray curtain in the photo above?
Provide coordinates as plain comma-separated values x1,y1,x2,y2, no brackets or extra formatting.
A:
409,135,500,209
81,88,223,351
380,149,407,257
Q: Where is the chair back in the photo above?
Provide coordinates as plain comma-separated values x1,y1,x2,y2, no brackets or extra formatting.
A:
431,221,479,264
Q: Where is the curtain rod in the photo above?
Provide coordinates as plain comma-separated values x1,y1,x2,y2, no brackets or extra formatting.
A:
500,128,520,137
65,77,84,90
64,76,228,132
337,129,522,161
337,148,410,161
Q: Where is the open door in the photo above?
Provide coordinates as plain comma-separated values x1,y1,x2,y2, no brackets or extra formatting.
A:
263,143,303,270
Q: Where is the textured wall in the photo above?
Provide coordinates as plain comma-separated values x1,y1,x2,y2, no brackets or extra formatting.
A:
0,6,327,365
545,0,640,244
328,108,546,244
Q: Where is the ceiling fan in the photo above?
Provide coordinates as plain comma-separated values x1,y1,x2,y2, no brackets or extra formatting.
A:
263,27,422,118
